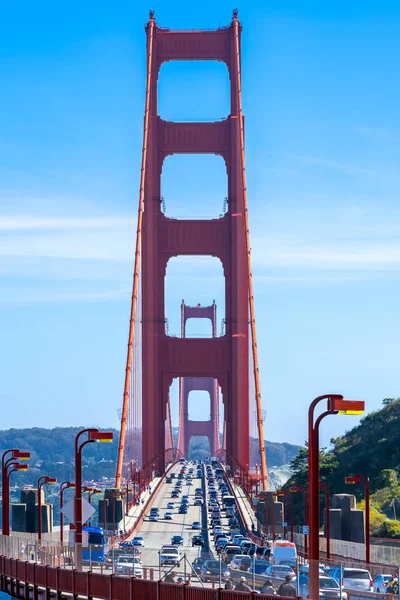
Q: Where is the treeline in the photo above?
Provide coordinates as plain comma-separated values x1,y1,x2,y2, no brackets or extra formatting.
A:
0,426,118,486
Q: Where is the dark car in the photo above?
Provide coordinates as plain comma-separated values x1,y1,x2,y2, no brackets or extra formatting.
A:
192,557,206,574
171,535,184,545
192,535,204,547
248,560,271,575
200,559,230,582
171,491,179,498
179,506,188,514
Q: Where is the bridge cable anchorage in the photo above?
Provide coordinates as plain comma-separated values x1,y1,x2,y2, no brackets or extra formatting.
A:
233,15,268,491
115,16,155,489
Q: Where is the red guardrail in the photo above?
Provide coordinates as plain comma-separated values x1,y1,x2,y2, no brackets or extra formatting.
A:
0,555,283,600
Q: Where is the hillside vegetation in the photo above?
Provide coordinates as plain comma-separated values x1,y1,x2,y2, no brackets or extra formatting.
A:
0,426,299,487
286,398,400,537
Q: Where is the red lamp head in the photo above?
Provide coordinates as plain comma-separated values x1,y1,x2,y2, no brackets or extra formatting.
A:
289,486,301,493
345,475,364,484
45,477,57,484
14,463,29,471
328,398,365,415
89,431,114,443
14,451,30,461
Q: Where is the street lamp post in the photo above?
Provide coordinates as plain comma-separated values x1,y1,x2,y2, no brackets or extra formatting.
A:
319,481,331,560
289,489,294,542
75,428,113,570
6,463,29,535
308,395,365,600
60,481,75,544
38,476,57,541
345,474,370,564
277,490,289,539
290,486,308,553
1,449,30,535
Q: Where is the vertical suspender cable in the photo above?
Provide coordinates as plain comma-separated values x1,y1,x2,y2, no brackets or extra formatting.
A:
233,15,268,491
115,15,155,489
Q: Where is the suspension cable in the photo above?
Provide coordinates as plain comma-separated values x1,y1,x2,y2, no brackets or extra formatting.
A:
115,14,155,488
233,15,268,491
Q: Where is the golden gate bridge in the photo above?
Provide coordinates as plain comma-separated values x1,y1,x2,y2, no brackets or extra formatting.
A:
114,9,268,493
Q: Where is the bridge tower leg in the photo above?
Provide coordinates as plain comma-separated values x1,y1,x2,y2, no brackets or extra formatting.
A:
141,12,249,475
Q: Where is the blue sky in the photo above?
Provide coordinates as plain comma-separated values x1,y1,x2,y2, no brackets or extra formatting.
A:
0,0,399,451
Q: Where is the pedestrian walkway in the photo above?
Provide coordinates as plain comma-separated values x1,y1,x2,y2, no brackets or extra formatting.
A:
122,477,162,536
229,479,257,533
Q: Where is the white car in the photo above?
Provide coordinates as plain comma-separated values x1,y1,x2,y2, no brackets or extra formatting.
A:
116,555,143,577
167,502,175,509
229,555,250,570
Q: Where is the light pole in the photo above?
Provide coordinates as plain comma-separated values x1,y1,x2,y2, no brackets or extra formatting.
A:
277,490,289,539
6,463,29,534
319,481,331,560
38,476,57,541
290,486,308,553
75,428,113,570
289,489,294,542
308,395,364,600
60,481,75,544
345,474,370,564
1,449,30,535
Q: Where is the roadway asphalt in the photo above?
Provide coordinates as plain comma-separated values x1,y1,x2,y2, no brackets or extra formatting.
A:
134,462,212,581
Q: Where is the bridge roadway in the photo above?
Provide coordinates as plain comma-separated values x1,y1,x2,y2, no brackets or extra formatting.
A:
131,462,212,580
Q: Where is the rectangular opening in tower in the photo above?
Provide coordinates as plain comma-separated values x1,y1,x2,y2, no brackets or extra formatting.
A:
161,154,228,220
188,436,211,461
158,61,230,122
165,256,225,337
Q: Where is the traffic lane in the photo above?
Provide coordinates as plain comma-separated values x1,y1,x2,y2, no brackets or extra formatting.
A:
137,477,204,569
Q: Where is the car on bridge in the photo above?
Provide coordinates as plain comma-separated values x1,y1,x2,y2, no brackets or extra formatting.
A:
167,502,175,509
247,560,271,575
171,535,184,545
116,555,143,577
191,521,201,530
298,574,347,600
194,498,203,506
164,512,173,520
215,537,230,551
230,555,253,571
192,535,204,547
149,514,159,522
160,546,180,566
326,567,373,592
132,536,145,547
199,559,230,583
179,505,188,514
265,564,296,583
222,545,242,564
373,574,393,593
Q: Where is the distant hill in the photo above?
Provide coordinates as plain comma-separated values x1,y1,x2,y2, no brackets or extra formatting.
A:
172,427,300,468
0,425,299,487
0,426,119,487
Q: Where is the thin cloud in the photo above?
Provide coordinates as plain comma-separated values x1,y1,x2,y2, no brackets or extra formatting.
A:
282,153,378,177
0,215,136,231
0,287,130,305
